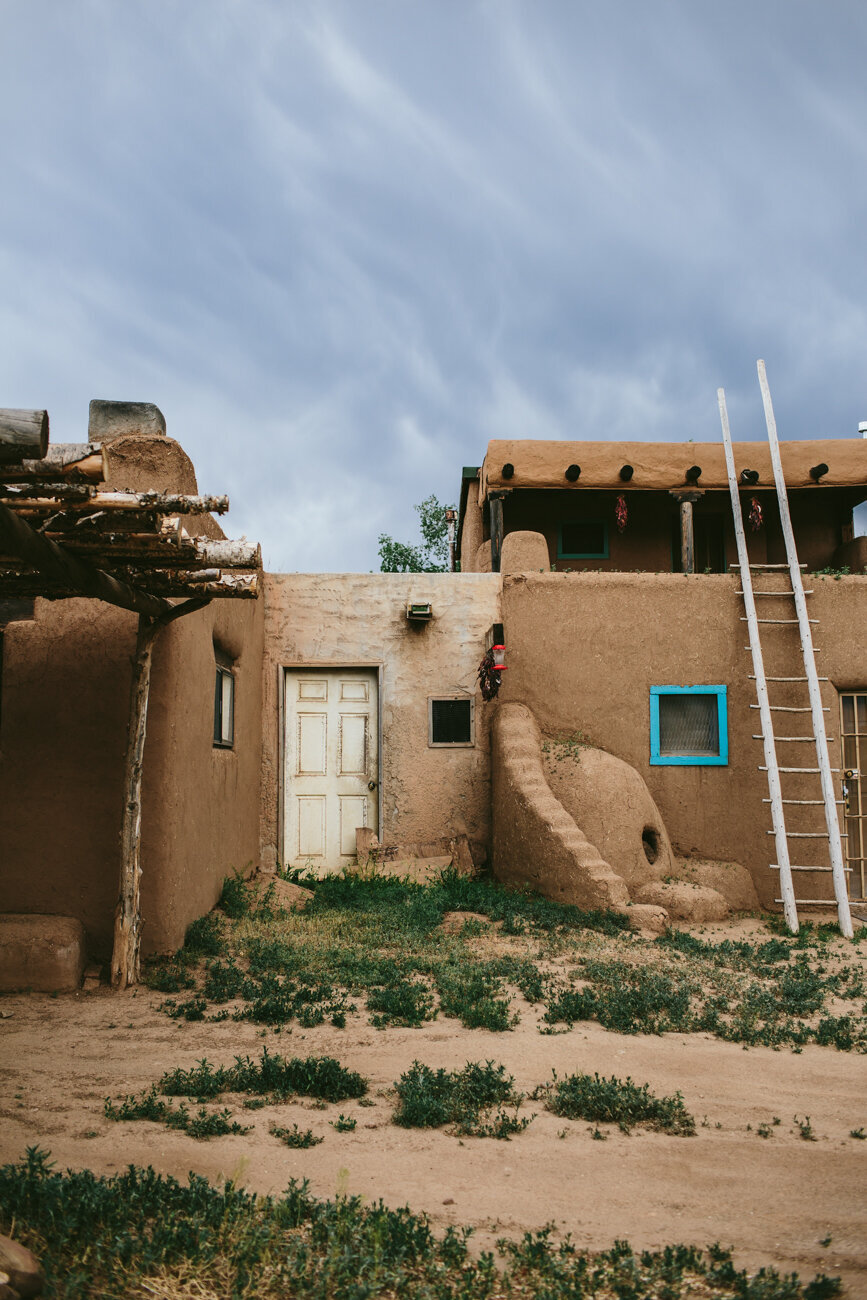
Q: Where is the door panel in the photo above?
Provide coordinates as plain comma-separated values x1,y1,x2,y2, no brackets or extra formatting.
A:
284,669,378,870
839,692,866,900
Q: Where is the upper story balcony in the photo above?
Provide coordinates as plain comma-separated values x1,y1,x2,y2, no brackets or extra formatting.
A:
457,438,867,576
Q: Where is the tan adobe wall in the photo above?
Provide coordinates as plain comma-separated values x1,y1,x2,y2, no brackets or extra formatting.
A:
498,571,867,905
139,595,265,955
0,433,263,960
0,600,136,951
481,438,867,496
260,572,502,869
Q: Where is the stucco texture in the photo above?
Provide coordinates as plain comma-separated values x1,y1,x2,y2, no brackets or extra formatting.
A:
260,572,501,870
480,438,867,497
0,433,263,960
499,571,867,906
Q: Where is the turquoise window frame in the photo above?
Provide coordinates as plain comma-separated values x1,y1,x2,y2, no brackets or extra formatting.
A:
650,685,728,766
557,519,609,559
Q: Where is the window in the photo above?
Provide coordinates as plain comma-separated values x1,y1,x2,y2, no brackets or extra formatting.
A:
429,696,473,746
650,686,728,766
214,651,235,748
558,519,608,559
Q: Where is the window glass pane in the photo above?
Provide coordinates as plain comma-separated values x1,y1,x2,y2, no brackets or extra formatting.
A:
658,694,719,756
221,672,234,744
857,695,867,735
560,520,606,556
842,695,856,734
431,698,472,744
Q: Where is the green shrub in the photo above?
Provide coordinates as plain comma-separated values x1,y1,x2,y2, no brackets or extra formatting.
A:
184,913,226,956
367,979,437,1028
270,1123,323,1148
393,1060,531,1138
160,1049,367,1103
219,872,253,919
543,1070,695,1136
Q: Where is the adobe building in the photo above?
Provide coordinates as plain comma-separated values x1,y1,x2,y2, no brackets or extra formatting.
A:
2,405,866,988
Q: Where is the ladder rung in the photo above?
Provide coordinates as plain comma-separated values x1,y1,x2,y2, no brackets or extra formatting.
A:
759,766,840,773
737,589,813,596
764,798,845,805
770,867,850,874
746,647,822,652
753,735,835,742
775,899,838,905
751,705,828,712
750,675,828,682
741,617,818,624
731,563,806,569
767,831,847,839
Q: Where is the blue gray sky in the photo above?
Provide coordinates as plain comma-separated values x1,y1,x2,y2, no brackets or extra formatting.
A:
2,1,866,570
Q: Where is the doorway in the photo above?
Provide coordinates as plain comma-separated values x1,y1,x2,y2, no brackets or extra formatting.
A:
282,668,379,871
839,692,866,900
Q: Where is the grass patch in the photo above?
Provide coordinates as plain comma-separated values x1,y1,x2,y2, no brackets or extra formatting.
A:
0,1150,842,1299
540,1070,696,1136
270,1123,323,1148
393,1060,532,1138
104,1088,249,1140
159,1048,367,1103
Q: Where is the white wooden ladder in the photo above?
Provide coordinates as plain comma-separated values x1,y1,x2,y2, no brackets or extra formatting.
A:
718,361,853,938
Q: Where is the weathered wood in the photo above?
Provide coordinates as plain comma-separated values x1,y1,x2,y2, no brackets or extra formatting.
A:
7,490,229,515
195,538,261,568
489,493,505,573
4,443,105,481
0,409,49,463
111,598,209,989
0,499,171,618
0,570,258,600
669,489,702,574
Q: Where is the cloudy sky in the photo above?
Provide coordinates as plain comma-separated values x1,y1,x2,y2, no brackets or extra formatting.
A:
2,1,866,570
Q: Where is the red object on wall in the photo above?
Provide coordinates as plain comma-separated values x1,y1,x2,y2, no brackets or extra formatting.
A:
615,494,628,533
749,497,763,532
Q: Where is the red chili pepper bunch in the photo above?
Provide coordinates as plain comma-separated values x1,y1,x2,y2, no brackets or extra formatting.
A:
749,496,763,532
615,493,628,533
477,648,502,702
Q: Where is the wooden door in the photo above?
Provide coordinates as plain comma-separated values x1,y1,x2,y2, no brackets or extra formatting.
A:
283,669,379,871
840,692,866,900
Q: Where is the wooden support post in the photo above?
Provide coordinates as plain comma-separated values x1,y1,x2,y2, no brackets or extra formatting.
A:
111,598,209,989
489,492,505,573
669,490,703,574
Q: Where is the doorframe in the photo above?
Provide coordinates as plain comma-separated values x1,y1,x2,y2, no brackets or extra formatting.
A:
277,661,384,870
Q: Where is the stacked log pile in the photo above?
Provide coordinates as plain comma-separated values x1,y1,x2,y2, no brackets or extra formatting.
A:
0,409,260,611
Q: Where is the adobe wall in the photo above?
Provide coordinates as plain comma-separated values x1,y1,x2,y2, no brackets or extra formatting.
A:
499,571,867,904
139,594,265,955
0,432,263,960
0,600,136,951
260,572,502,869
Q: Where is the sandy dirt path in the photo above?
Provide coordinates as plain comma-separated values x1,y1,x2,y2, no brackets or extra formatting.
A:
1,978,865,1293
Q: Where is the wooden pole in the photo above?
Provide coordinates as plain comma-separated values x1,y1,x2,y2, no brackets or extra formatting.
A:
111,597,209,988
0,409,49,463
489,493,505,573
669,490,702,573
757,360,853,939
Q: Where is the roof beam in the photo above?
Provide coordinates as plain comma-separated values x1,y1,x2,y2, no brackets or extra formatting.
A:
0,498,173,619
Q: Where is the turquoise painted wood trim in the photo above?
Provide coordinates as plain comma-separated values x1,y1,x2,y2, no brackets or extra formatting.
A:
649,685,728,766
557,519,609,559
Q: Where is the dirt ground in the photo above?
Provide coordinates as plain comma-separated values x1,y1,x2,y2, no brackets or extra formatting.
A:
1,915,865,1294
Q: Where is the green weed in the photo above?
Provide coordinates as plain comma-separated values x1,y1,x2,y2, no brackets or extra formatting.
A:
0,1151,842,1299
270,1123,323,1148
392,1060,531,1138
541,1070,696,1136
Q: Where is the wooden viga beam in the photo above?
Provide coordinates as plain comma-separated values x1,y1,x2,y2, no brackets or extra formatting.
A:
0,570,258,600
2,444,107,482
0,498,173,618
12,535,262,571
0,409,49,463
6,490,230,515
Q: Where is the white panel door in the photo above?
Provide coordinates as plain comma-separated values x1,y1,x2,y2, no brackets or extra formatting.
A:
283,669,379,870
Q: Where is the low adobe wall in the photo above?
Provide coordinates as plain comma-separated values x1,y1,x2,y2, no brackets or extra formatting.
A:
260,572,501,868
499,570,867,904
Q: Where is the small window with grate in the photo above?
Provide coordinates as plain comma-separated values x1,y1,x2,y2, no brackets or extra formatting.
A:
558,519,608,559
429,696,474,747
650,686,727,766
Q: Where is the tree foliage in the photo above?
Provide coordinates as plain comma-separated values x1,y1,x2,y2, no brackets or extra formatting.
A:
378,495,454,572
